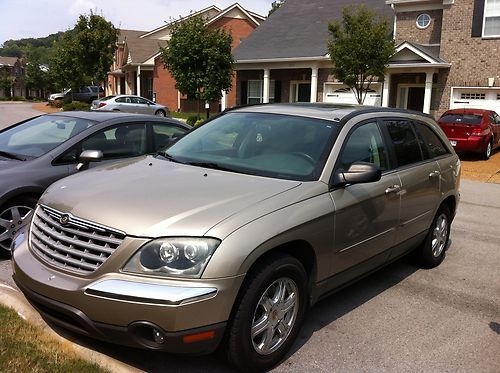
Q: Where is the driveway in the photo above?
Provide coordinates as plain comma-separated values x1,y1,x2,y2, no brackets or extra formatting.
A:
0,102,499,371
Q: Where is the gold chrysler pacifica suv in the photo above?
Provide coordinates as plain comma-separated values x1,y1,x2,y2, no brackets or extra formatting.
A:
12,104,460,371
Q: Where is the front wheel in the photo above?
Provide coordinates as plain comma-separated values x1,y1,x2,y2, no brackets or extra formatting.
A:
0,197,37,257
225,254,308,372
416,205,451,268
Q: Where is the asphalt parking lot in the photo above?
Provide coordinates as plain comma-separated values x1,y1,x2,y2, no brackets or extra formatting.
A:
0,102,499,372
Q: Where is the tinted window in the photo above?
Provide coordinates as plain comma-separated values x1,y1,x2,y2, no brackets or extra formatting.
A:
414,122,449,159
115,97,126,103
385,120,423,167
81,123,147,159
167,112,339,181
439,114,482,125
340,122,388,171
0,115,95,158
152,123,187,152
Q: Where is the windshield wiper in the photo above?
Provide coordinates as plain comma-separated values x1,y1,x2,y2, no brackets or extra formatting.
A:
186,161,239,173
0,150,26,161
157,152,185,164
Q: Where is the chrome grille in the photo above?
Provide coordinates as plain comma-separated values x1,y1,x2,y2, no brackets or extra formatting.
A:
30,205,126,274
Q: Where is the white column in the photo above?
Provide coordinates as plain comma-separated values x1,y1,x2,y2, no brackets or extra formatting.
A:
310,67,319,103
263,69,270,103
136,66,141,97
125,73,130,94
221,90,227,111
116,77,121,95
177,90,181,111
382,73,391,107
423,70,433,114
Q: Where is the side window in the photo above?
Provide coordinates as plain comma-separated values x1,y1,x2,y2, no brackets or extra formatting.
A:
152,123,187,152
385,120,423,167
414,122,449,159
340,122,388,171
81,123,147,159
115,97,126,103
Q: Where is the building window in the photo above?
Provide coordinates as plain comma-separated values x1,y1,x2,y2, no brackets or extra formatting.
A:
460,92,486,100
497,93,500,100
484,0,500,37
416,14,431,29
247,80,275,104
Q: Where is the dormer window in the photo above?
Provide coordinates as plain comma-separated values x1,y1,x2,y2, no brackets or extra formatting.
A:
416,13,431,29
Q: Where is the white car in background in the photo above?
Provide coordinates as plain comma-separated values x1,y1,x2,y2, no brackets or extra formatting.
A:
91,95,170,117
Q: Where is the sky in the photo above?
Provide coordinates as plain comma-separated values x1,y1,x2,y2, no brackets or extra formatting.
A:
0,0,274,45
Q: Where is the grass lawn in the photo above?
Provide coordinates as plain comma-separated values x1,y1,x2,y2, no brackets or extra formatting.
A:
171,111,208,120
0,304,106,372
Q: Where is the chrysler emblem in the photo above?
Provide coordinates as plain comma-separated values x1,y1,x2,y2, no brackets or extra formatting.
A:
59,214,70,225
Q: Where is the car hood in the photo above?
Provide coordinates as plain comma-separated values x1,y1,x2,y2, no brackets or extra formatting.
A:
40,156,302,237
0,158,23,170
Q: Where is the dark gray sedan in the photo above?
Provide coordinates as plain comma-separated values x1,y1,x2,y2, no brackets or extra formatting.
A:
0,111,189,254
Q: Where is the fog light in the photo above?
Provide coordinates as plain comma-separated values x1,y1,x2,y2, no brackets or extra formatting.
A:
153,328,165,344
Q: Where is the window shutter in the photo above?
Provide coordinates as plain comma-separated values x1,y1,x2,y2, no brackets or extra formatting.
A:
471,0,485,37
274,81,282,103
241,81,248,105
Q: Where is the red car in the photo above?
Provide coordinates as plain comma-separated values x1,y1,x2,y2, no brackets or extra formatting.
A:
437,108,500,160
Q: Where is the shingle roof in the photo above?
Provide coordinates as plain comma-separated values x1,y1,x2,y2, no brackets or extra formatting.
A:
126,37,167,64
0,56,18,66
118,29,147,44
405,42,447,64
234,0,394,61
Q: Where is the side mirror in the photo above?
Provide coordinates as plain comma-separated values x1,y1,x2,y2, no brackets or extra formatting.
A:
332,161,381,188
76,150,103,171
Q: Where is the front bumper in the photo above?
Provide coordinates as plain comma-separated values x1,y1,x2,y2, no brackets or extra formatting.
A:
12,238,244,354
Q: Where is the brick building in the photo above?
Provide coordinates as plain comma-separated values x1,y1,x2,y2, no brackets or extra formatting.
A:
234,0,500,117
106,4,264,112
0,56,25,97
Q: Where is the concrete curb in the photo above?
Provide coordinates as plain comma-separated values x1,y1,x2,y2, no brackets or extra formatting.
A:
0,283,141,373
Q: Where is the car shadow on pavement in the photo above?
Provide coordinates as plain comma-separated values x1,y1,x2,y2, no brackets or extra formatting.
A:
38,255,420,372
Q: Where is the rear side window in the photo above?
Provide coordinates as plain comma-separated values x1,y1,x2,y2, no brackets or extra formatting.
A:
414,122,449,159
385,120,423,167
439,114,482,124
340,121,388,171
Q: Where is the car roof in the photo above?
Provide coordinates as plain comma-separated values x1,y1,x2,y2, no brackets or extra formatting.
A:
43,111,179,124
229,103,434,123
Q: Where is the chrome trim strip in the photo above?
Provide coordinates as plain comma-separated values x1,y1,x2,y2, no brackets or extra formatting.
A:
84,279,218,305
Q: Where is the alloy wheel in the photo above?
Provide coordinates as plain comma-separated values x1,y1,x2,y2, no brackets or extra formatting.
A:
0,205,33,252
251,277,299,355
431,213,448,258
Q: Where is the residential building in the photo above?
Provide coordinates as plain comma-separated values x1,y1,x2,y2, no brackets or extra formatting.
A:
106,3,264,112
234,0,500,117
0,56,25,97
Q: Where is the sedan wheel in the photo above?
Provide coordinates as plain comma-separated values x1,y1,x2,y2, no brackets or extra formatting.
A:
155,110,166,117
0,204,34,254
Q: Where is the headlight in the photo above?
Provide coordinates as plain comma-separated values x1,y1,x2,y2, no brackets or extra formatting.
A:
123,237,220,278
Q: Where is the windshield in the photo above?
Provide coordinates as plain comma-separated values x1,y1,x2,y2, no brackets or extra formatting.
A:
0,115,96,159
439,113,483,125
166,112,339,181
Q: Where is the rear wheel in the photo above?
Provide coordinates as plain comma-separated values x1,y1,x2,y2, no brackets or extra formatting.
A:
482,139,492,160
416,205,451,268
0,197,37,257
155,109,166,117
225,254,308,372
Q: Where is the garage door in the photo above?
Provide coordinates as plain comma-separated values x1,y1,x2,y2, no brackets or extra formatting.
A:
450,88,500,113
324,84,381,106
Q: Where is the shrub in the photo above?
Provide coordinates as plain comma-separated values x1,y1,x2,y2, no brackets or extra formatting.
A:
186,115,200,126
11,96,26,101
63,101,90,111
194,119,205,126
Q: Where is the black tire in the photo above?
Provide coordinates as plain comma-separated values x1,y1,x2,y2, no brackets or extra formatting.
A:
225,254,308,372
482,139,493,160
0,197,37,258
416,205,451,268
155,109,166,117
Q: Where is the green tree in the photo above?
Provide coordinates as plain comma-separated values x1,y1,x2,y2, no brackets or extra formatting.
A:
159,14,234,114
327,5,395,104
49,12,117,93
25,49,51,96
269,0,285,16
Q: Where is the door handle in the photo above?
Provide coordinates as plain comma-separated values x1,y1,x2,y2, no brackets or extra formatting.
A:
429,170,441,178
385,185,401,194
